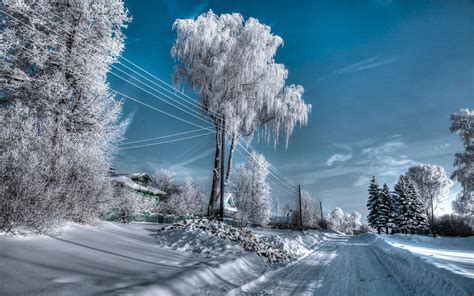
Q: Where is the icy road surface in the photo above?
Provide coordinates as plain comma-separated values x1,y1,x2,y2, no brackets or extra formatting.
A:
240,234,406,295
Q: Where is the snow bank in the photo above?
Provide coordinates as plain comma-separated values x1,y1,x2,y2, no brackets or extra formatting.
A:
0,222,271,295
0,221,328,295
252,228,327,258
160,219,292,263
371,234,474,296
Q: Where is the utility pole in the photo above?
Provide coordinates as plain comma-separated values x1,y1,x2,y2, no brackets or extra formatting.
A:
431,196,435,237
298,184,303,231
319,201,325,230
219,117,226,222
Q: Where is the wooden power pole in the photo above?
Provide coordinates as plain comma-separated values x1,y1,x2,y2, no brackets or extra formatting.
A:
219,118,226,222
431,196,435,237
298,184,303,230
320,201,324,230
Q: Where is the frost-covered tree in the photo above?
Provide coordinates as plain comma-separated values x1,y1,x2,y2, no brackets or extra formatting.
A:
154,169,180,196
377,184,396,234
159,177,205,217
342,211,362,235
103,187,156,223
328,207,344,232
171,10,311,216
231,151,271,226
327,208,364,234
293,190,320,228
366,176,382,233
406,164,453,236
0,0,129,231
154,170,205,216
450,109,473,226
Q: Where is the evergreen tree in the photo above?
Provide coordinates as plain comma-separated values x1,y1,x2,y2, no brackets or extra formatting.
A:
366,176,382,233
406,178,429,234
393,175,411,233
377,184,396,234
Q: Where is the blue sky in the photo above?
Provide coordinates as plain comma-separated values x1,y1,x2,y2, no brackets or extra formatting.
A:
112,0,473,217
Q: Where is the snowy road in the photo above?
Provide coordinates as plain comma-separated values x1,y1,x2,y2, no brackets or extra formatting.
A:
241,234,406,296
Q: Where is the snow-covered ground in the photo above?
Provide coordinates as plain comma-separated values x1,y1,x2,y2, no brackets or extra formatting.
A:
1,222,472,295
0,222,326,295
373,234,474,295
239,233,474,296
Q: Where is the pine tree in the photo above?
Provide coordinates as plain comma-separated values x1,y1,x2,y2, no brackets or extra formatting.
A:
393,175,429,234
393,175,411,233
377,184,396,234
367,176,382,233
406,178,429,234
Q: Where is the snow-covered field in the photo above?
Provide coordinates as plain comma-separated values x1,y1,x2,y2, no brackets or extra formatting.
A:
0,222,472,295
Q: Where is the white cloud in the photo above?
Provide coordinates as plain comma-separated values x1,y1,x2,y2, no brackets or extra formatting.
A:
326,153,353,166
361,140,405,155
353,176,371,188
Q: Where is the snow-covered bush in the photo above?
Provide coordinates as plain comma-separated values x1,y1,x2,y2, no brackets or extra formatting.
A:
155,171,205,216
231,152,271,226
0,1,129,232
103,187,156,223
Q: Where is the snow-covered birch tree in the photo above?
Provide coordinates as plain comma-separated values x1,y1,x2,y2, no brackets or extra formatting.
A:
0,0,129,231
231,151,271,226
171,10,311,217
450,109,473,227
406,164,453,236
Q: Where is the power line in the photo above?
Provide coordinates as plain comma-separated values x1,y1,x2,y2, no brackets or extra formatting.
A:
3,6,299,190
118,131,215,150
6,36,297,194
120,128,211,146
23,3,299,188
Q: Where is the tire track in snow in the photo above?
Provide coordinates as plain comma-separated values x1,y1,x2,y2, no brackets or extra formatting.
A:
240,234,406,296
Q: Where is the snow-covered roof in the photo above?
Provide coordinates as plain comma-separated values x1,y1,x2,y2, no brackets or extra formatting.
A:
109,174,166,196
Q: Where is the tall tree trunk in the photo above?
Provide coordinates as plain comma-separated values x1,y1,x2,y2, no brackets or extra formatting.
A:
208,124,221,217
45,10,82,195
225,134,237,185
